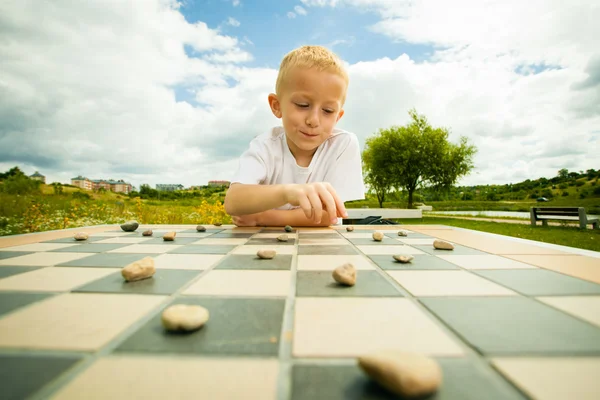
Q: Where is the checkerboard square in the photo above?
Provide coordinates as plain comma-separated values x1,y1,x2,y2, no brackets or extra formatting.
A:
0,267,118,292
297,255,376,271
298,245,358,255
115,297,285,356
293,297,463,357
387,270,517,296
438,255,537,270
214,254,293,270
368,254,460,270
296,271,403,297
0,251,95,267
153,254,224,270
0,293,166,350
108,244,183,254
356,245,425,255
74,269,202,295
57,253,156,268
182,270,291,297
421,297,600,355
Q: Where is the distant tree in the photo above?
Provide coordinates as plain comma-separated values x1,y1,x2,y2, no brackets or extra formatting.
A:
558,168,569,180
0,166,26,180
362,133,396,207
0,174,40,194
51,182,63,195
362,109,477,208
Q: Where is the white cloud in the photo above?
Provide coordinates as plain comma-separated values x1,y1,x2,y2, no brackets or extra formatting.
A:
287,11,296,19
0,0,264,188
226,17,240,27
232,0,241,6
1,0,598,191
294,6,307,15
298,0,600,185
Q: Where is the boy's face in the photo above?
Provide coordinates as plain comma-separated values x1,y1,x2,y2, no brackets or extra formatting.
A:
268,67,346,163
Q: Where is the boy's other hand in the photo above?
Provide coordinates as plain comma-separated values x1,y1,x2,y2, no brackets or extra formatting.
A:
283,182,347,224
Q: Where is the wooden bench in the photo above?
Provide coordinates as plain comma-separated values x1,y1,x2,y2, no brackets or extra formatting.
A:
530,207,599,229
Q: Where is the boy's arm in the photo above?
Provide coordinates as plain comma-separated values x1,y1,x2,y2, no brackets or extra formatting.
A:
224,183,287,216
225,182,347,224
258,208,335,227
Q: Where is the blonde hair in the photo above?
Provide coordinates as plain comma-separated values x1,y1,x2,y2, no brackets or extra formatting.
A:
275,45,349,104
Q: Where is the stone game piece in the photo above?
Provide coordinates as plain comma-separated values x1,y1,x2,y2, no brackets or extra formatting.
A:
74,232,88,241
358,351,442,398
214,222,222,227
122,256,155,282
397,230,408,237
284,225,293,232
433,239,454,250
372,231,384,241
120,220,139,232
346,226,354,232
142,229,153,236
257,249,276,259
196,225,207,232
161,304,209,332
277,234,288,242
332,263,356,286
393,254,414,263
163,232,176,241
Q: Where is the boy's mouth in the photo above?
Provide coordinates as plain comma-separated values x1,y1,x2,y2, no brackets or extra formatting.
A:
300,130,318,137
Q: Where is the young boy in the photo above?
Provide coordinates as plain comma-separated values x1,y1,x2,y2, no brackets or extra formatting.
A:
224,45,365,227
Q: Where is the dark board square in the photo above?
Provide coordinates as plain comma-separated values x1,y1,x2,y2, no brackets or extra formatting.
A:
41,236,110,243
49,243,131,253
0,252,33,260
73,269,202,295
347,238,402,246
56,253,156,268
474,269,600,296
421,297,600,355
246,238,295,246
138,237,201,245
298,233,341,239
0,353,82,400
298,245,359,255
210,232,255,238
291,358,526,400
296,271,402,297
0,266,44,279
368,255,460,270
167,245,238,254
412,245,488,256
215,254,292,270
0,292,55,317
179,228,224,233
115,297,285,356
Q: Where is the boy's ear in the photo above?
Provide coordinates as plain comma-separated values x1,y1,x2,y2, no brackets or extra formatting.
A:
268,93,282,119
336,109,345,122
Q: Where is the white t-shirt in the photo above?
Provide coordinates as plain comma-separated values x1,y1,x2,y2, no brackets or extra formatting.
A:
231,126,365,210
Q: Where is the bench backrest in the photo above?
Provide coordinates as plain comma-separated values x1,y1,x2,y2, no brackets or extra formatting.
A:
531,207,583,217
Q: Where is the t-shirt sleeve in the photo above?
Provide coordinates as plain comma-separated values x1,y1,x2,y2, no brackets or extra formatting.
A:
230,138,268,185
323,133,365,202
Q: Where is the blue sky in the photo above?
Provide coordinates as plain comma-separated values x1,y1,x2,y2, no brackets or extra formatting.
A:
0,0,598,190
181,0,435,68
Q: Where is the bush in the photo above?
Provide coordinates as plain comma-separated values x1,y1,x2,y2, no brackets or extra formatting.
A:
72,191,91,200
594,186,600,195
558,183,568,189
561,191,569,196
575,181,585,187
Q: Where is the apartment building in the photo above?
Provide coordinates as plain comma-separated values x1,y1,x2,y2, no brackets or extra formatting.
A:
71,176,132,194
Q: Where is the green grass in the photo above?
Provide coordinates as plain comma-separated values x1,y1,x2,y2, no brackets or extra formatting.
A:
392,216,600,252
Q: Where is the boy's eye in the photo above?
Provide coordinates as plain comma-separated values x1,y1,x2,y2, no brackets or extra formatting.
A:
295,103,308,108
323,109,334,114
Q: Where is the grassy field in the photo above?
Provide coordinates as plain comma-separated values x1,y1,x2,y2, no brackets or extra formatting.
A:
394,216,600,252
1,183,599,253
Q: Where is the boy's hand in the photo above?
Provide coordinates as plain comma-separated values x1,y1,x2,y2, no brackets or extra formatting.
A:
232,214,259,227
283,182,347,224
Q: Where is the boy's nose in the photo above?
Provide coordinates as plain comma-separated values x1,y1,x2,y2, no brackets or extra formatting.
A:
306,111,319,128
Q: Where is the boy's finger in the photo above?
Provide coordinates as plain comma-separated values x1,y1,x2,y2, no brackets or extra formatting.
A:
298,196,313,220
328,186,347,218
318,190,338,224
308,192,323,223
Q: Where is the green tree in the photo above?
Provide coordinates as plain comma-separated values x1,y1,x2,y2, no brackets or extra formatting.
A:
362,109,477,208
362,133,396,207
558,168,569,180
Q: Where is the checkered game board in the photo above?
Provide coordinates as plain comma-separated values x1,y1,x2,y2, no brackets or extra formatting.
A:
0,224,599,399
